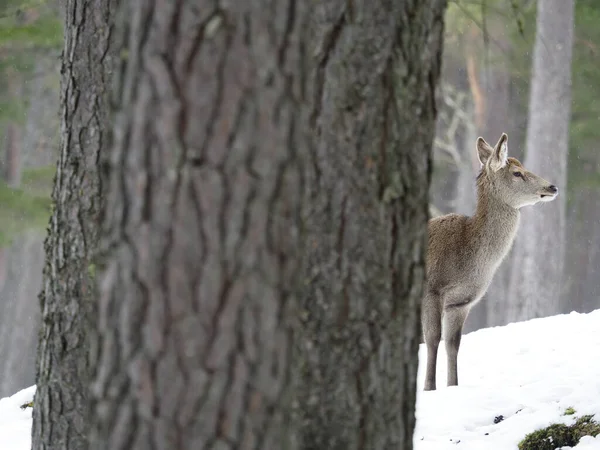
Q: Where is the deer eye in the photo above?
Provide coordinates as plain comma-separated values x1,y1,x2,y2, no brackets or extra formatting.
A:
513,172,523,178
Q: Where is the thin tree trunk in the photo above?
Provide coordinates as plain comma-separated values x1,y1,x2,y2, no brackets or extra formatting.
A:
566,182,600,315
2,67,24,187
476,16,513,330
0,234,44,396
22,57,61,169
465,27,485,133
296,1,447,449
461,47,487,332
482,15,514,328
458,28,487,333
3,122,22,188
582,204,600,312
0,248,6,291
31,1,115,448
507,0,573,323
89,2,308,449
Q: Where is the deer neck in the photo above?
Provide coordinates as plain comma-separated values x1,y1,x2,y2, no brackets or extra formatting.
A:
470,188,520,262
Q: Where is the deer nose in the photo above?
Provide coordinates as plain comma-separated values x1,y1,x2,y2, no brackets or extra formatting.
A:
547,185,558,194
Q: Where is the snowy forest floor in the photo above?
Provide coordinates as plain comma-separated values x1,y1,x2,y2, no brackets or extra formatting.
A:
2,310,600,449
416,309,600,449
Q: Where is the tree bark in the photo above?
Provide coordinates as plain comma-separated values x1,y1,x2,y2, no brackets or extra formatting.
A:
507,0,573,323
296,1,447,449
31,1,115,449
89,1,308,449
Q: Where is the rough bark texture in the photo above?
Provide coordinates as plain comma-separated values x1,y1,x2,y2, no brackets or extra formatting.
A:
90,1,308,449
507,0,573,323
32,1,115,449
296,1,447,449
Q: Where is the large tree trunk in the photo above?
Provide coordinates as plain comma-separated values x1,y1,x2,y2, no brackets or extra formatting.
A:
296,2,447,449
507,0,573,323
89,1,308,449
31,1,115,449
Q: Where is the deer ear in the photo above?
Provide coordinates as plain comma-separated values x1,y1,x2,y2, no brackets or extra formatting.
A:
476,137,494,166
489,133,508,172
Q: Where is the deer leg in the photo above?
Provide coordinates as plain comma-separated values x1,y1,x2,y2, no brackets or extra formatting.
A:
443,305,470,387
422,292,442,391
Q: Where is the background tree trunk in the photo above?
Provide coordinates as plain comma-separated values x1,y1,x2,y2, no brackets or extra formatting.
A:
0,234,44,397
89,1,308,449
470,15,514,331
296,1,447,449
31,1,115,448
22,57,61,169
507,0,574,323
3,122,22,188
566,175,600,315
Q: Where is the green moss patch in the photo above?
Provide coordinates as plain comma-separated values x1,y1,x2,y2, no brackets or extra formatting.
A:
518,415,600,450
19,400,33,410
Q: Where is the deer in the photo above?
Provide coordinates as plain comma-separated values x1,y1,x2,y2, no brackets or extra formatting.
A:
422,133,558,391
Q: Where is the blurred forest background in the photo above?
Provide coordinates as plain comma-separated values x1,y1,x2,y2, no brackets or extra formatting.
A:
0,0,59,397
0,0,597,396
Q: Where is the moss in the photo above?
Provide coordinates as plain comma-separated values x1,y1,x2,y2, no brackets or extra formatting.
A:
518,415,600,450
19,400,33,409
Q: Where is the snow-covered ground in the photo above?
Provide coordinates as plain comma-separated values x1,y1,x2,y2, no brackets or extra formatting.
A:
416,309,600,449
2,310,600,450
0,385,35,450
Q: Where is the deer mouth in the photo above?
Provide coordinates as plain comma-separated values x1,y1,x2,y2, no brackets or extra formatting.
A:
539,185,558,201
539,193,558,202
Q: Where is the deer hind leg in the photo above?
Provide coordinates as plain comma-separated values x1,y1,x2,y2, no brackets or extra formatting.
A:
443,304,470,387
422,292,442,391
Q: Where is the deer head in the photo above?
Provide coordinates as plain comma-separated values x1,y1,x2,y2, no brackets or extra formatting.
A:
476,133,558,209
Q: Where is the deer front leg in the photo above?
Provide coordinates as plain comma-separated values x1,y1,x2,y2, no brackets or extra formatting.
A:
422,292,442,391
443,305,470,387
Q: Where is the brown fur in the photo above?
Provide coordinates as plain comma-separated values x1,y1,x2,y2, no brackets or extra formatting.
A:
422,133,558,391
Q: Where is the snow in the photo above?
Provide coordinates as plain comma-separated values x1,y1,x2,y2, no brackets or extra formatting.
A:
0,385,35,450
1,311,600,449
415,309,600,449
